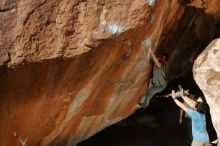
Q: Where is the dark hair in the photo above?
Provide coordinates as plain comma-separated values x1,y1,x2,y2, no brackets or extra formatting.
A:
161,53,169,62
196,102,206,114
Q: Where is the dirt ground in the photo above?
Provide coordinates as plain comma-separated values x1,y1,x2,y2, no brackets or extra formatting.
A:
77,98,190,146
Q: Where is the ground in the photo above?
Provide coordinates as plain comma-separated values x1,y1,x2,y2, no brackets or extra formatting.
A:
77,98,190,146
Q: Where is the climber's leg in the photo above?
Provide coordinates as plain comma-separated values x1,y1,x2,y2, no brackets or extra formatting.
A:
140,83,167,109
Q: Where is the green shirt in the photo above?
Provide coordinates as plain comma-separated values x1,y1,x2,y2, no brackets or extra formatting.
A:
152,64,167,86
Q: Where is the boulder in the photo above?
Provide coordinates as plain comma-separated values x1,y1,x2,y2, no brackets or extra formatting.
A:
0,0,184,145
193,38,220,140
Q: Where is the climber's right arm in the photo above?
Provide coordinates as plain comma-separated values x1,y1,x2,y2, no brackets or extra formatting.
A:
150,52,161,68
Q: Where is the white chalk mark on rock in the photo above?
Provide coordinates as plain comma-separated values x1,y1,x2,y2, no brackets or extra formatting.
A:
107,22,125,35
143,38,152,51
147,0,156,7
13,132,28,146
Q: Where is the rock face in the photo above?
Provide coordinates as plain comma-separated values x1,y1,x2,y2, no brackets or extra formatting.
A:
0,0,185,146
193,39,220,140
0,0,184,66
0,0,220,145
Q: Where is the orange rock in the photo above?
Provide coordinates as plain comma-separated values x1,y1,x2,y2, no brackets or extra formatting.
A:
1,0,219,146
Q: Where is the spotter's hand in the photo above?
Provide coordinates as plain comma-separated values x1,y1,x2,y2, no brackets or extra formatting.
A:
171,90,177,99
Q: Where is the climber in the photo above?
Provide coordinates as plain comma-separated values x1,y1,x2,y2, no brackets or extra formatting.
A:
171,89,210,146
138,41,169,109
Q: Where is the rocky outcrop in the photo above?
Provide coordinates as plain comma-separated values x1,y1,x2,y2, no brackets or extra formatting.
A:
0,0,220,145
0,0,185,146
193,39,220,140
0,0,184,66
